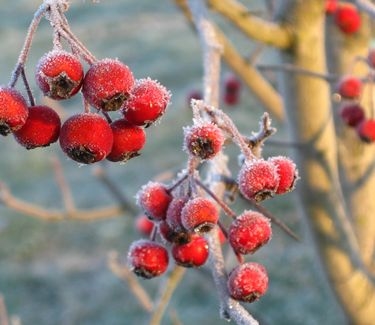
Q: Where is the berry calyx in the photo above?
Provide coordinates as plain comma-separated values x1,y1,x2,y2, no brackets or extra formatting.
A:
35,50,84,100
59,112,113,164
336,75,362,99
268,156,299,195
334,4,361,35
123,78,171,126
107,119,146,162
158,220,191,245
357,119,375,143
171,234,209,267
13,105,61,149
181,197,219,233
136,181,172,221
238,159,279,202
128,239,169,279
228,210,272,255
227,262,269,303
82,58,135,111
0,87,28,136
339,104,365,127
183,122,224,160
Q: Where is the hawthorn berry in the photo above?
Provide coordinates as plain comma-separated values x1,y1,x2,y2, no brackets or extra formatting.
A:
166,196,190,233
268,156,298,195
171,234,209,267
238,159,279,202
0,87,28,136
82,58,135,111
35,50,84,100
334,4,361,34
227,262,269,303
13,105,61,149
228,210,272,255
128,239,169,279
181,197,219,233
223,74,241,106
136,181,172,221
158,220,191,245
123,78,171,126
339,104,365,127
183,122,224,160
59,112,113,164
135,214,154,237
357,119,375,143
325,0,338,15
106,119,146,162
336,75,362,99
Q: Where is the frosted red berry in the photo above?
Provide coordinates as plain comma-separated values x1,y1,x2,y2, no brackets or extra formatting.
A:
123,78,170,126
136,181,172,221
238,159,279,202
223,74,241,106
334,4,361,34
158,220,191,244
82,58,135,111
128,239,169,279
181,197,219,233
0,87,28,136
269,156,298,195
107,119,146,162
339,104,365,127
228,262,269,303
59,112,113,164
184,123,224,160
172,234,209,267
336,76,362,99
13,105,61,149
135,214,154,237
228,210,271,255
357,119,375,143
35,50,84,100
166,196,189,233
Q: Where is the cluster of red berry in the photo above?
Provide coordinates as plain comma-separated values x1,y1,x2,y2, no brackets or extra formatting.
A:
326,1,361,35
128,101,298,304
335,49,375,143
0,1,170,165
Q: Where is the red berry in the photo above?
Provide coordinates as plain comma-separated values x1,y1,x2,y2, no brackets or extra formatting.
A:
59,112,113,164
367,48,375,69
334,4,361,34
35,50,84,100
238,159,279,202
136,181,172,221
268,156,298,195
172,234,209,267
158,220,191,244
357,119,375,143
223,74,241,106
181,197,219,233
13,105,61,149
228,210,271,255
184,122,224,160
336,75,362,99
82,58,135,111
135,214,154,237
227,262,269,303
325,0,338,15
123,78,171,126
166,196,189,233
0,87,28,136
107,119,146,162
128,239,169,279
339,104,365,127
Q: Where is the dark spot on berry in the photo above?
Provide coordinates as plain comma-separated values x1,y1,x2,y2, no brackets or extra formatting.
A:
190,138,214,159
119,151,140,163
102,93,127,111
244,292,260,303
49,72,77,99
194,222,215,234
253,190,274,202
0,121,11,136
67,146,98,164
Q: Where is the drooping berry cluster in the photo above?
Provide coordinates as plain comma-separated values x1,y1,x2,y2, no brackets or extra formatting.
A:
0,0,170,164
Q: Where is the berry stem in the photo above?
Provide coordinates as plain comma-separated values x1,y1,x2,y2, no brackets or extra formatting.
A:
166,173,188,193
20,67,36,106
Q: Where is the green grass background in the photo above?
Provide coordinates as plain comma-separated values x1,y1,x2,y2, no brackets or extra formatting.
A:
0,1,346,324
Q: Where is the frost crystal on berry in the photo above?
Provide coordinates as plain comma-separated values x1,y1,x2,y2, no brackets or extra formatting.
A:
268,156,299,195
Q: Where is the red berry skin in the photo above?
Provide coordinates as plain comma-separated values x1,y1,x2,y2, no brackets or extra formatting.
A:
238,159,279,202
325,0,338,15
0,87,28,136
181,197,219,233
166,196,189,232
228,210,272,255
336,76,362,99
224,74,241,106
172,234,209,268
128,239,169,279
59,112,113,164
334,4,361,34
13,105,61,149
107,119,146,162
136,181,172,221
35,50,84,100
135,214,154,237
357,119,375,143
268,156,299,195
184,123,224,160
339,104,365,127
82,58,135,111
123,78,171,126
227,262,269,303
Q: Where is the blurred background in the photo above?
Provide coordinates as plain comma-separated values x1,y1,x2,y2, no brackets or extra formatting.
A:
0,1,346,324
